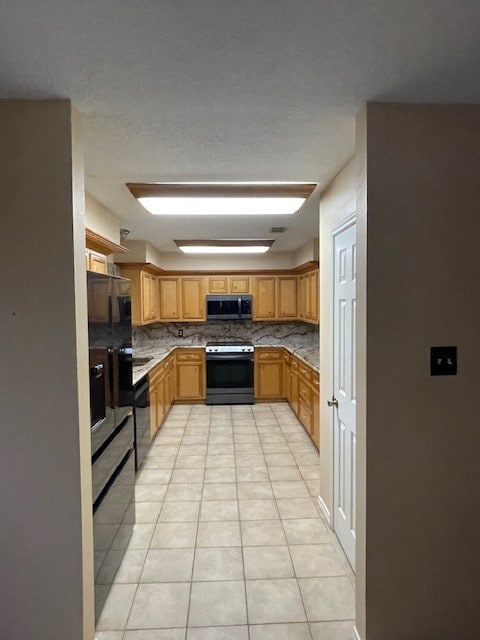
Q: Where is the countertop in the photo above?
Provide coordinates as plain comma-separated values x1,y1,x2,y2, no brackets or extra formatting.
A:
132,341,319,385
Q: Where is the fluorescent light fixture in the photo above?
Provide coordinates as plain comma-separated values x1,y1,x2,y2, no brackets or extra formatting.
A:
138,196,305,216
180,245,270,254
127,182,317,216
174,239,274,254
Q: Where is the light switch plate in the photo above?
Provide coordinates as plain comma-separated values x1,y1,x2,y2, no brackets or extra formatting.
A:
430,346,457,376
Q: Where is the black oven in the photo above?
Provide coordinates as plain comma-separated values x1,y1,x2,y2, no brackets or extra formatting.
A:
206,343,254,404
206,294,252,320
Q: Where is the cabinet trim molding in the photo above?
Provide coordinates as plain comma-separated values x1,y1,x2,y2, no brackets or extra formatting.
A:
86,228,128,255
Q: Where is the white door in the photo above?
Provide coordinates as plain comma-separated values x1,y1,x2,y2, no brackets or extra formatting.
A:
332,220,356,568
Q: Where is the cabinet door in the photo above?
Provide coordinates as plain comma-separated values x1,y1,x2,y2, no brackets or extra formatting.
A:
298,276,305,319
255,361,283,399
208,276,228,293
283,358,291,403
141,272,152,322
149,383,158,438
156,375,166,430
176,350,205,400
254,277,276,319
298,377,312,434
182,277,205,320
159,278,181,320
149,275,159,321
304,274,312,319
277,277,297,318
176,363,205,400
309,270,319,322
229,276,250,293
311,386,319,449
290,365,299,415
89,251,108,274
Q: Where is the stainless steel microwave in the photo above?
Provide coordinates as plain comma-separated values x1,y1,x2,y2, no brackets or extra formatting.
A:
206,294,252,320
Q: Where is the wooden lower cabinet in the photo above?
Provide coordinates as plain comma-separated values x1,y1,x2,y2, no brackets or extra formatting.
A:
148,346,318,449
282,351,291,403
149,355,176,438
149,367,165,438
254,348,284,400
311,386,319,448
176,349,205,401
290,359,299,416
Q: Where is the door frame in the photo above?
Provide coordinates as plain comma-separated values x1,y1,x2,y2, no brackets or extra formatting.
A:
329,210,356,566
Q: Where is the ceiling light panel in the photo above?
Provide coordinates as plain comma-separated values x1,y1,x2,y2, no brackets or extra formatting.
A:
138,196,306,215
179,245,271,254
127,182,317,216
174,238,274,254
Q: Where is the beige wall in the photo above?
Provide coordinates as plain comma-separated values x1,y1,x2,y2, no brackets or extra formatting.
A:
294,237,319,266
0,101,94,639
358,103,480,639
318,158,356,520
116,239,297,270
85,192,122,245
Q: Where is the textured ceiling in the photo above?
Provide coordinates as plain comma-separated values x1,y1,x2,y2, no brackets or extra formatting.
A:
1,1,480,251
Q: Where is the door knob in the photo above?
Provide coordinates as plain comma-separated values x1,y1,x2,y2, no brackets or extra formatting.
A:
327,397,338,407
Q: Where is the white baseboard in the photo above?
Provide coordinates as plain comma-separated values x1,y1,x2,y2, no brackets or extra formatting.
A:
317,495,333,527
353,626,362,640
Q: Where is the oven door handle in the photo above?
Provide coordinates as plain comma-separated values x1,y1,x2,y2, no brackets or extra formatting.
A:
206,354,254,361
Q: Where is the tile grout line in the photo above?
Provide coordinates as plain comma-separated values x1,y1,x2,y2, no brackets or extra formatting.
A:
234,404,251,640
131,404,192,637
267,404,314,637
183,405,211,635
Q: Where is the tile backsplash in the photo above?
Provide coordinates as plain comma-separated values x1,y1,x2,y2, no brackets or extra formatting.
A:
133,320,318,350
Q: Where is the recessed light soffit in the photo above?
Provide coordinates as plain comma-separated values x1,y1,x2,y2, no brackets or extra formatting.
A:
126,182,317,216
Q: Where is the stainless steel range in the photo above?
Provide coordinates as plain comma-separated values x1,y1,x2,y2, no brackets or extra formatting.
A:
205,341,255,405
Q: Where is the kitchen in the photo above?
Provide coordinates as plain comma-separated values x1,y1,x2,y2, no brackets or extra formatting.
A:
4,2,480,636
86,185,354,637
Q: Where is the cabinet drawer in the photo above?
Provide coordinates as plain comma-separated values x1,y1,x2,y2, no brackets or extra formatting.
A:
256,348,283,361
176,350,204,362
311,371,320,389
299,379,311,406
298,399,312,433
298,362,311,380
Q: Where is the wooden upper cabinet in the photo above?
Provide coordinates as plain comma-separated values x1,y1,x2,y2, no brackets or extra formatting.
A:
309,270,319,322
140,272,159,323
277,276,297,318
118,268,158,325
207,275,250,294
298,275,306,319
207,276,228,294
149,275,159,321
253,277,276,319
87,250,108,274
182,277,205,320
141,272,152,322
230,276,250,293
159,277,181,320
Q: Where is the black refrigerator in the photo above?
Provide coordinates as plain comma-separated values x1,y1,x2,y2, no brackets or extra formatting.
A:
87,272,135,621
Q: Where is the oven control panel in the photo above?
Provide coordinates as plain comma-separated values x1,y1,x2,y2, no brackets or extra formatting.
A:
206,344,254,353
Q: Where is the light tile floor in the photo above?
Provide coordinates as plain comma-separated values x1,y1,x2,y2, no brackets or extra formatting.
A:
96,402,355,640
